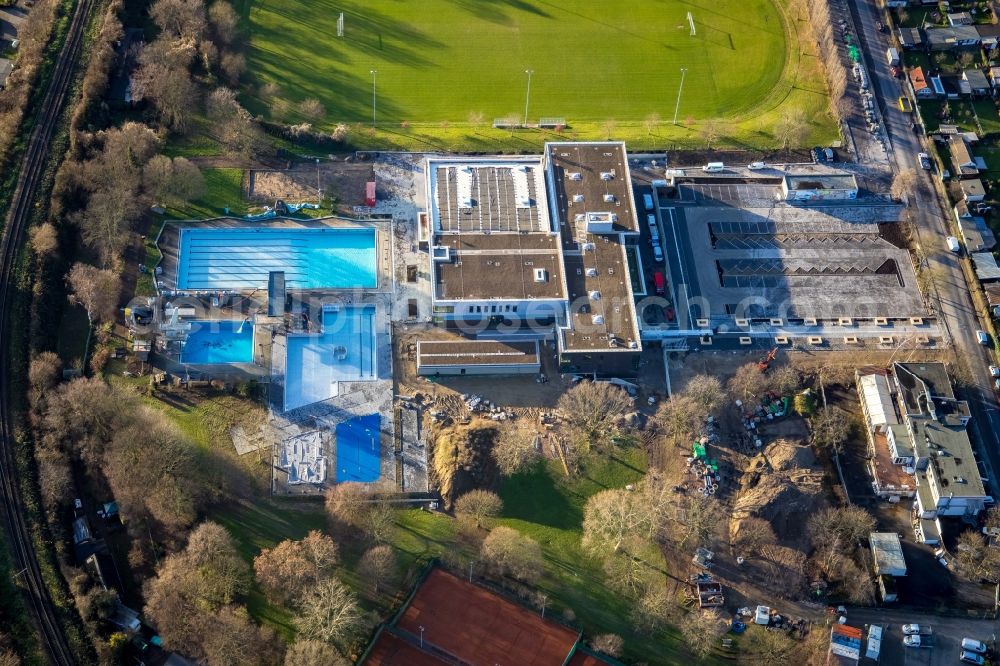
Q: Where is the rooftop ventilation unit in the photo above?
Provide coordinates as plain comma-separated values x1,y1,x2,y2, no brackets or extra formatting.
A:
583,242,596,252
575,214,586,223
568,172,582,181
431,246,451,262
600,171,614,180
592,315,605,325
603,194,615,203
573,194,584,203
533,268,549,283
585,268,598,277
589,291,602,301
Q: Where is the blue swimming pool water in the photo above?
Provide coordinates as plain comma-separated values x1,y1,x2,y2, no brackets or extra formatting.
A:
177,227,377,290
181,320,254,364
336,414,381,483
284,305,377,411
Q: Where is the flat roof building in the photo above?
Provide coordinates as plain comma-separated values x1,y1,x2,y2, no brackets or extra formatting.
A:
893,362,987,519
426,143,642,376
781,170,858,201
869,532,907,577
416,339,540,376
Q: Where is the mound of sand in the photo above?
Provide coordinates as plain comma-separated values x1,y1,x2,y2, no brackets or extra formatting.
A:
731,439,825,553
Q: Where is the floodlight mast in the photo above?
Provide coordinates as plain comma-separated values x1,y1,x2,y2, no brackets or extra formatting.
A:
672,68,688,125
523,69,534,126
370,69,377,129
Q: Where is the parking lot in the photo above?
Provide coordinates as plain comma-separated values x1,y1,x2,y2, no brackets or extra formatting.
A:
674,182,779,204
844,607,999,666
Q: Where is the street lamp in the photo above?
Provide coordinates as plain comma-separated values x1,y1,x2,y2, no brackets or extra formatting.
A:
672,67,688,125
419,625,425,648
523,69,534,126
370,70,377,129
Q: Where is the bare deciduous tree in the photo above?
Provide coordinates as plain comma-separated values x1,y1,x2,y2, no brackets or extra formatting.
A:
132,56,199,132
480,526,544,583
254,531,340,604
680,609,725,659
295,578,363,644
655,394,704,449
284,639,350,666
766,365,800,396
808,506,875,551
890,168,917,201
674,492,724,549
810,408,850,454
219,50,246,85
590,634,624,659
733,517,777,557
455,489,503,529
29,223,59,257
492,420,539,476
299,98,326,121
629,586,672,631
684,374,724,415
358,544,396,595
67,263,120,324
728,363,763,403
644,112,661,137
325,482,369,528
150,0,206,41
208,0,238,44
582,488,652,556
956,530,1000,583
557,382,633,445
201,605,281,666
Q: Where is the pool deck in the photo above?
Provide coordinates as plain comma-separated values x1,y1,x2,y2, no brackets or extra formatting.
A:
157,216,392,295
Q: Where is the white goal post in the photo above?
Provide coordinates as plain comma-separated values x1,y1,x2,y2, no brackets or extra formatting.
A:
687,11,696,36
337,12,344,37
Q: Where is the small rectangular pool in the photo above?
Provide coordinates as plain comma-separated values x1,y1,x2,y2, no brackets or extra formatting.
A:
284,305,376,410
177,227,377,290
181,320,255,364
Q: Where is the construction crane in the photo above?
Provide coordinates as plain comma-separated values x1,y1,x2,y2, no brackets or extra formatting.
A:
757,347,778,373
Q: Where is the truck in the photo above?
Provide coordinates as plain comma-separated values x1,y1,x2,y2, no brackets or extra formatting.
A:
887,47,900,67
653,271,665,295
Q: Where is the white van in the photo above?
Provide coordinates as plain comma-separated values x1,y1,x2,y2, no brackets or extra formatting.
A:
946,236,961,253
747,161,766,170
646,214,657,231
703,162,724,172
642,193,654,210
652,245,664,263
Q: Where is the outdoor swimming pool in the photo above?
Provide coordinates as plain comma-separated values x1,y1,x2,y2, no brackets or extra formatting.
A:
284,305,376,410
181,320,254,364
336,414,381,483
176,227,377,290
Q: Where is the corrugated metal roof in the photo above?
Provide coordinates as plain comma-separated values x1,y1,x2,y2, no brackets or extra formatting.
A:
859,373,898,427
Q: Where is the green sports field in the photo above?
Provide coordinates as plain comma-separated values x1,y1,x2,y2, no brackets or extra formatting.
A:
242,0,837,150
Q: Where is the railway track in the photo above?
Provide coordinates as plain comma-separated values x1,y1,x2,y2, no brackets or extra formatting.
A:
0,0,98,661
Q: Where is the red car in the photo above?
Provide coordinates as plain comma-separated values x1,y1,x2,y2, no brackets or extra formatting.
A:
653,271,665,295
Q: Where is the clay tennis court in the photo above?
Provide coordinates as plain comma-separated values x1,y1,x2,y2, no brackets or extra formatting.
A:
367,568,581,665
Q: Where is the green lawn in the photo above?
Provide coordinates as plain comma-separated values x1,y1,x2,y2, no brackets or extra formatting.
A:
240,0,836,150
168,168,247,219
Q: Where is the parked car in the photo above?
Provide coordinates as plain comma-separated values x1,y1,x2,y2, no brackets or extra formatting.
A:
960,650,986,665
902,624,930,636
918,152,931,170
812,147,826,163
990,365,1000,378
747,161,766,170
961,638,987,654
823,147,835,162
977,330,990,345
876,20,887,32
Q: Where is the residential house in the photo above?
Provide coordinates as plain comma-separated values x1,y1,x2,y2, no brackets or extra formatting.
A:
948,11,974,25
958,216,996,252
892,362,986,521
925,25,981,50
960,177,986,202
977,23,1000,49
963,69,991,95
949,135,979,176
898,26,924,49
910,66,932,98
983,282,1000,309
934,74,965,98
973,251,1000,281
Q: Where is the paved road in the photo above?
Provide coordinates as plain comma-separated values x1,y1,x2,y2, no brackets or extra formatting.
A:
848,0,1000,484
